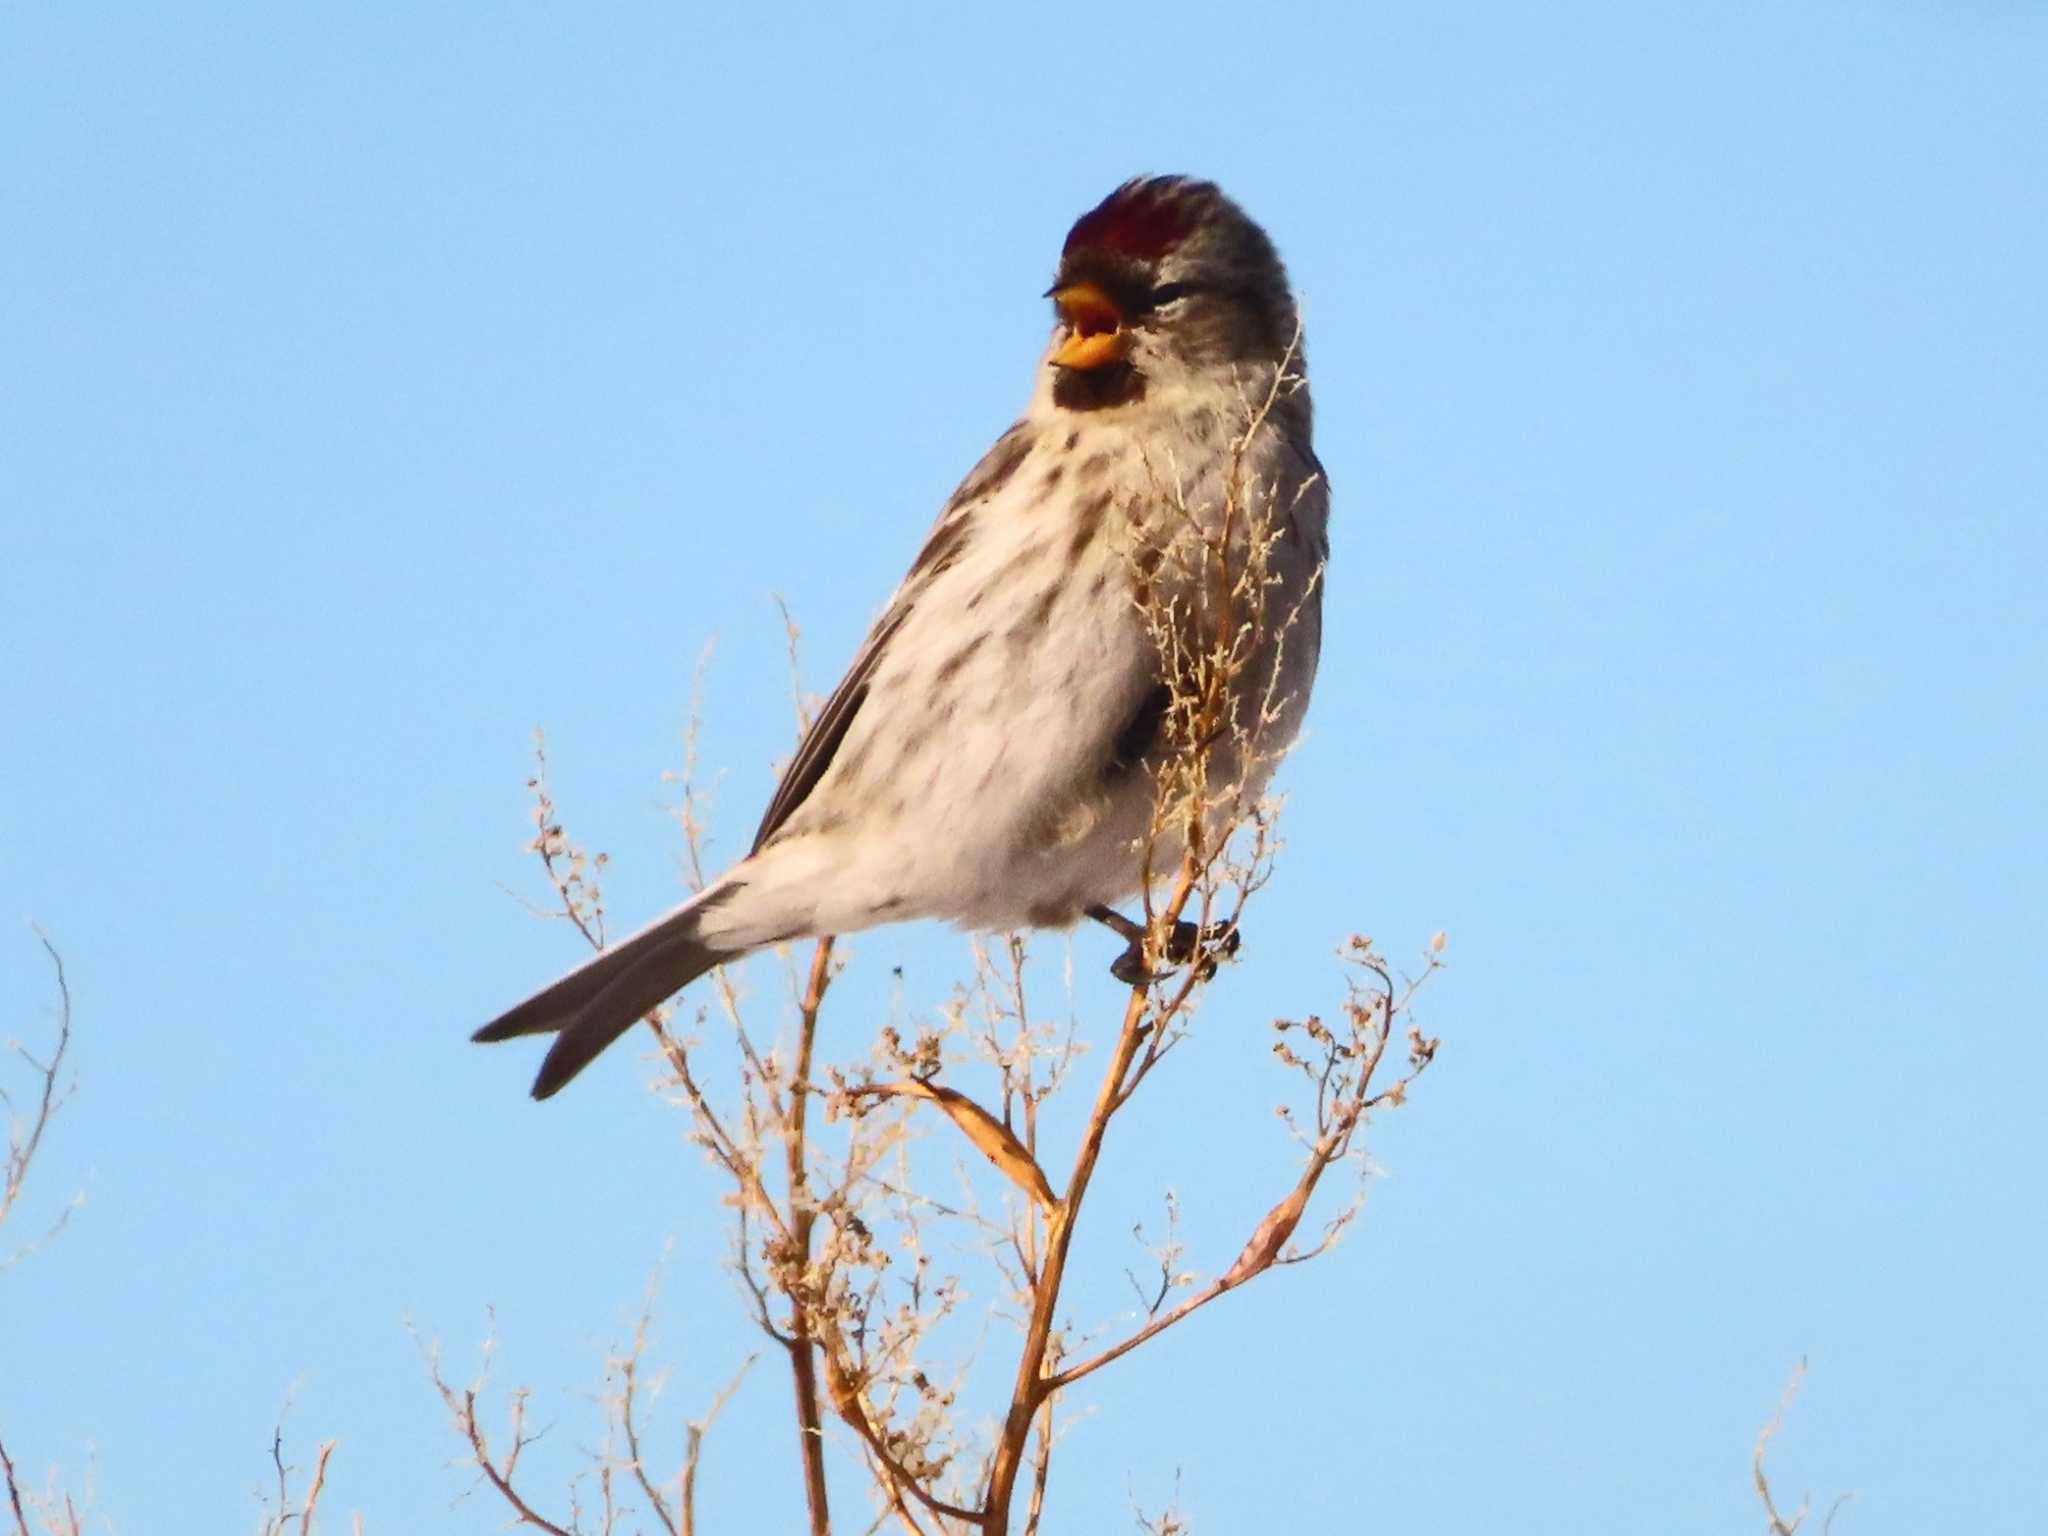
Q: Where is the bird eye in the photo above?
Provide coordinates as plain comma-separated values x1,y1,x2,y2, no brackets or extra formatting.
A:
1145,281,1198,310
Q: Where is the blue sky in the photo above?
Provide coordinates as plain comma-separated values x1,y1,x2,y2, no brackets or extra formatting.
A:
4,2,2045,1531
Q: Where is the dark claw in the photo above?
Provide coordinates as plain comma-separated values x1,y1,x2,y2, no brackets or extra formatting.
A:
1160,918,1240,966
1109,943,1155,987
1170,919,1241,981
1090,905,1242,987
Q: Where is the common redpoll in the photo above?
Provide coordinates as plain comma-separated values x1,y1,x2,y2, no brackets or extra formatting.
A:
477,176,1328,1098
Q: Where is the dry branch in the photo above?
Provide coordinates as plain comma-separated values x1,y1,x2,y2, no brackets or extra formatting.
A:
2,930,80,1271
460,362,1441,1533
1754,1361,1852,1535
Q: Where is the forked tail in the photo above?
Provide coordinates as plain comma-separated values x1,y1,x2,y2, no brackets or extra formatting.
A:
473,891,728,1099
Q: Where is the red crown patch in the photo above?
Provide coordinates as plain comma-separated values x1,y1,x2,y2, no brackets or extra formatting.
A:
1062,178,1200,263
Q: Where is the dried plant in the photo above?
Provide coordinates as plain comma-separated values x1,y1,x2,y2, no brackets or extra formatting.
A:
1,932,93,1536
0,385,1847,1534
4,939,357,1536
1753,1362,1851,1535
254,1392,341,1536
0,1439,91,1536
443,363,1446,1533
416,1294,750,1536
3,929,80,1273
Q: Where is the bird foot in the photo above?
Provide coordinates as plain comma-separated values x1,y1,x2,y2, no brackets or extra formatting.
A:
1090,905,1241,987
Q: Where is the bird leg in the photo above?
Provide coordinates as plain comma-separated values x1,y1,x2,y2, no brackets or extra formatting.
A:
1085,904,1241,987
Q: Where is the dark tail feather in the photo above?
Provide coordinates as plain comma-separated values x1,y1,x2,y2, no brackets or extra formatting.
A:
473,900,724,1100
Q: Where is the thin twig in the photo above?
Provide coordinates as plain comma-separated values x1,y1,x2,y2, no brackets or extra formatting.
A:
1755,1360,1812,1535
420,1327,575,1536
300,1441,336,1534
618,1341,678,1536
1,1436,29,1536
821,1349,983,1527
2,930,78,1269
681,1355,756,1536
458,1387,574,1536
1021,1397,1054,1536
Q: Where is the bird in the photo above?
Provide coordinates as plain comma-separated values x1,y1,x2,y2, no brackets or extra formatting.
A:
475,176,1328,1100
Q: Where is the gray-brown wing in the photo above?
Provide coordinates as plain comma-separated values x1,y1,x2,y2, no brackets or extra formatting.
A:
749,603,910,854
748,421,1033,854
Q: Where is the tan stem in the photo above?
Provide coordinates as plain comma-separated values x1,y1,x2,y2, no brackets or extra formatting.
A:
981,866,1198,1531
785,938,837,1536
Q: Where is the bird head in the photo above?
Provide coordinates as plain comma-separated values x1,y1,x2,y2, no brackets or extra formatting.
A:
1043,177,1300,409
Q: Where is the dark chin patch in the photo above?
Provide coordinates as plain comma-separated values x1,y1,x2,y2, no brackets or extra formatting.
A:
1052,363,1146,413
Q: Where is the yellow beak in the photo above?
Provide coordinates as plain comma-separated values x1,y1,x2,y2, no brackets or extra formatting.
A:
1048,280,1130,370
